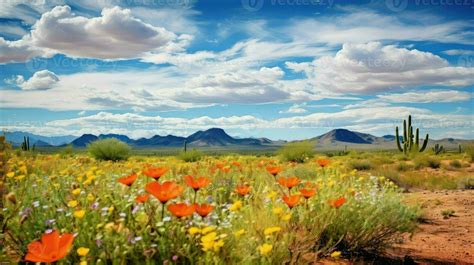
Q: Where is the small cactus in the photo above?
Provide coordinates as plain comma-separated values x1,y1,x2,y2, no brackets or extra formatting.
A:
432,144,444,155
459,144,463,153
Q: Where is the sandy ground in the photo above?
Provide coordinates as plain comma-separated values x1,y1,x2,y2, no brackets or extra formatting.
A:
386,190,474,265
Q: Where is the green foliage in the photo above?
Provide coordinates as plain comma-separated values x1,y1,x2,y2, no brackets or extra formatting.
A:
349,160,372,170
87,138,131,161
449,160,462,169
464,145,474,162
395,115,429,154
60,144,75,157
396,162,413,172
178,149,203,162
278,141,314,163
413,155,440,169
441,209,455,219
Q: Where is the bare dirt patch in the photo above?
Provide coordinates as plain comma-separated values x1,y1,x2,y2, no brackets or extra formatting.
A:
386,190,474,264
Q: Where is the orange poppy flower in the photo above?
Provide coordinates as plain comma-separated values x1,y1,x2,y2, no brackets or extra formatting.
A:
328,197,347,209
194,203,214,217
316,159,330,168
277,177,301,189
145,181,184,204
235,185,251,196
215,162,226,169
167,203,195,218
221,166,231,173
266,165,282,176
282,195,300,209
135,194,150,203
299,188,316,199
232,161,242,167
25,230,74,263
142,167,168,180
184,175,211,191
117,172,138,187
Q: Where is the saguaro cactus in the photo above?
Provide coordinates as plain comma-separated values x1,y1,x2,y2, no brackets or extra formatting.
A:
432,144,444,155
395,115,429,154
21,136,30,151
183,139,187,153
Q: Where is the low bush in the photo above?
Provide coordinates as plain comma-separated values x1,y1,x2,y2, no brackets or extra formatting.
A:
396,162,413,172
178,149,203,162
449,160,462,169
413,155,440,169
87,138,131,161
278,141,314,163
349,160,372,170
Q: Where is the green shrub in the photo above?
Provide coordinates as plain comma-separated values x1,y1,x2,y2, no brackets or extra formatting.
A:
465,145,474,162
396,162,413,172
449,160,462,169
349,160,372,170
87,138,131,161
178,149,203,162
278,141,314,163
413,155,440,169
60,144,74,157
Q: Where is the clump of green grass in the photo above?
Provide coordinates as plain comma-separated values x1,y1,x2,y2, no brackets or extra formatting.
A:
349,160,372,170
178,149,203,162
441,209,455,219
278,141,314,163
413,155,440,169
87,138,131,161
458,177,474,189
396,162,413,172
448,160,462,169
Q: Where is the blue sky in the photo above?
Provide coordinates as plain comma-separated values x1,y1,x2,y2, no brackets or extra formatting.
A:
0,0,473,140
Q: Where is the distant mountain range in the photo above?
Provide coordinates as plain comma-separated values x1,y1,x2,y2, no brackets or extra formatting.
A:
4,128,472,150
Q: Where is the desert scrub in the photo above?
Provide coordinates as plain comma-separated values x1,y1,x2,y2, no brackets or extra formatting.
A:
87,138,131,161
396,162,414,172
349,160,372,170
178,149,203,162
413,155,440,169
448,159,462,169
278,141,314,163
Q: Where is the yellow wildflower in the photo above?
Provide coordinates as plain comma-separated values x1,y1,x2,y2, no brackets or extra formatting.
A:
201,226,215,235
272,207,283,215
188,227,201,236
15,175,25,181
258,243,273,256
77,247,90,256
108,206,114,214
74,210,86,219
86,193,94,201
201,232,224,252
72,188,81,196
234,229,245,237
68,200,78,208
79,261,87,265
264,226,281,235
229,200,243,212
330,251,341,258
6,172,15,178
282,214,292,221
266,191,277,200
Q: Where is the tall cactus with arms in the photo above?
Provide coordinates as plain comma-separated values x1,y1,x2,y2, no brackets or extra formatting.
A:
395,115,429,154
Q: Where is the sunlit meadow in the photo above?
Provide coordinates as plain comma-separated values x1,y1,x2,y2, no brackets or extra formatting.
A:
1,137,419,264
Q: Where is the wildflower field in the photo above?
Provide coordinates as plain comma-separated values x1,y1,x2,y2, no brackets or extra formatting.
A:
0,149,421,264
